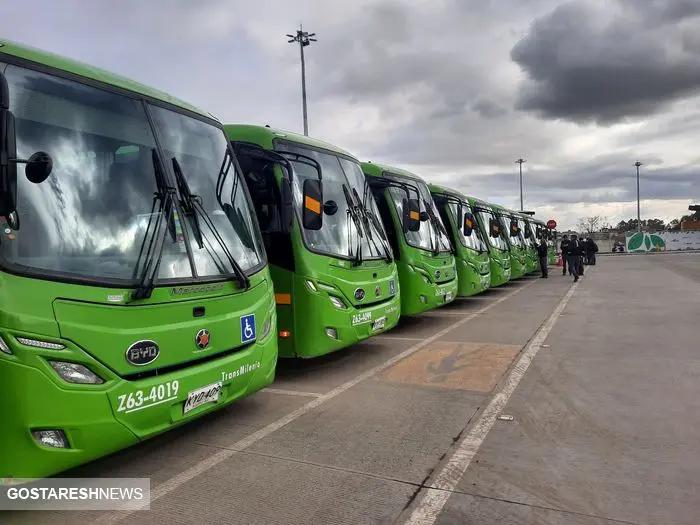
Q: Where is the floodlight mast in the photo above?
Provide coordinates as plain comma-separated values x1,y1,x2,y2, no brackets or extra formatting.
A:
287,25,317,136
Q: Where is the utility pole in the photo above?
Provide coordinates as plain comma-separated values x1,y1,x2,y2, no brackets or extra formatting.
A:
515,158,526,211
287,25,316,136
634,161,642,231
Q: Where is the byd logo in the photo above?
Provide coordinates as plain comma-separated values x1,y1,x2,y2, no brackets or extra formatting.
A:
125,340,160,366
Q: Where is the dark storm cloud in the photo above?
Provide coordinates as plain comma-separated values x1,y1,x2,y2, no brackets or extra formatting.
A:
512,1,700,124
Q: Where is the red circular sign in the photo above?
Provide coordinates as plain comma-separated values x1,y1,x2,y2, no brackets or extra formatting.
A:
546,219,557,230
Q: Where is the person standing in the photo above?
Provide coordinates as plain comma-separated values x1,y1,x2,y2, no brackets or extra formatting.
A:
560,234,570,275
537,237,549,278
568,234,581,282
587,237,598,265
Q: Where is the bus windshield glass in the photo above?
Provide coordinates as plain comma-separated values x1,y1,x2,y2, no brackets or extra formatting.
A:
476,208,508,251
499,213,525,248
149,106,264,276
448,200,487,252
276,142,387,261
0,63,262,283
388,178,451,253
519,219,535,247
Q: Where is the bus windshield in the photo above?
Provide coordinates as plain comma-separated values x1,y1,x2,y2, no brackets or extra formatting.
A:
0,63,262,283
519,219,535,247
388,178,451,253
276,142,388,261
448,200,487,252
499,213,525,248
476,208,508,251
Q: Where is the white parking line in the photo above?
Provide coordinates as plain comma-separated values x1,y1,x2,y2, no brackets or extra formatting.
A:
262,388,322,398
404,279,579,525
95,277,539,524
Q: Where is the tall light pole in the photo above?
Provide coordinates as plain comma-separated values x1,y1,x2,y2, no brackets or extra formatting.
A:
515,158,526,211
287,25,316,136
634,161,642,231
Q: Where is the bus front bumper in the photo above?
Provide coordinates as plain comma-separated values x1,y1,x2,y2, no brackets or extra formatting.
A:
0,329,277,479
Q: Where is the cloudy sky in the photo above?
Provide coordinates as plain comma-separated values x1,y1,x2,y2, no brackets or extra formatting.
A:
2,0,699,229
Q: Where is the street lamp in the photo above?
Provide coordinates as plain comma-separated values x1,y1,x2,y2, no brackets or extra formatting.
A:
515,158,526,211
634,161,642,231
287,25,316,136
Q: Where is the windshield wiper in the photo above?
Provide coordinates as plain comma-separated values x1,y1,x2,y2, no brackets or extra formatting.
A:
342,184,364,266
172,157,250,290
131,150,177,300
352,185,392,263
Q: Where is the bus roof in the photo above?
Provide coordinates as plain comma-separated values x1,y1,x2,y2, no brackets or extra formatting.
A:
0,38,211,119
428,183,469,201
224,124,358,159
361,161,427,183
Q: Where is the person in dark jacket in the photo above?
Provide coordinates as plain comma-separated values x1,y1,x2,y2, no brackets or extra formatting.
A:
559,235,570,275
537,238,548,278
568,235,581,282
586,237,598,265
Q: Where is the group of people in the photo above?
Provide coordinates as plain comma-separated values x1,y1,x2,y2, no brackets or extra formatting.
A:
559,234,598,282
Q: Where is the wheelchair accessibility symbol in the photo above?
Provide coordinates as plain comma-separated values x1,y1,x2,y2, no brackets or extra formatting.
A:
240,314,256,344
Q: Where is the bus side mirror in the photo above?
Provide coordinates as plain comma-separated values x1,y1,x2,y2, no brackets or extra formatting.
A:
404,198,421,232
489,218,500,238
24,151,53,184
302,178,323,230
509,219,519,236
463,213,475,237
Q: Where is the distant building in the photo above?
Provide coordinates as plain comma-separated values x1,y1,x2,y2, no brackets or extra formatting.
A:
681,219,700,231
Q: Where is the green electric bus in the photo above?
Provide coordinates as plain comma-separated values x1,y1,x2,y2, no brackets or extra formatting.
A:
491,204,528,279
226,125,400,359
0,42,277,478
532,218,558,265
518,213,540,274
429,184,490,296
362,162,457,315
468,197,511,287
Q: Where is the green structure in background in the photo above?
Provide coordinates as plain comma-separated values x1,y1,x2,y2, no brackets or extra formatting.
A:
468,197,512,286
0,41,277,478
226,125,400,358
491,204,528,279
429,184,491,296
362,162,457,315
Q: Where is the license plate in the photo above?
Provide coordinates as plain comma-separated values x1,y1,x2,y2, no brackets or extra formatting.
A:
444,292,454,302
372,316,386,332
183,382,222,414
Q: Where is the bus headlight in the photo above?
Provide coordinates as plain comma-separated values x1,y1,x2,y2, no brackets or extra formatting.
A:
0,336,11,355
305,280,318,292
49,361,104,385
329,296,347,309
16,337,66,350
32,429,69,449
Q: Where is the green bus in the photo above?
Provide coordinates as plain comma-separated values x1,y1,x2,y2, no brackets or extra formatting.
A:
226,125,400,359
0,42,276,478
429,184,490,296
532,218,558,265
362,162,457,315
517,213,540,274
468,197,511,287
491,204,528,279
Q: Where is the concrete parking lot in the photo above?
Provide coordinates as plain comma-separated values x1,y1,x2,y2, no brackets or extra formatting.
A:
6,253,700,525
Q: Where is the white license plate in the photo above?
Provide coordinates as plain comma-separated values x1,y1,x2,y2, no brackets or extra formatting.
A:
183,382,222,414
444,292,454,302
372,316,387,332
